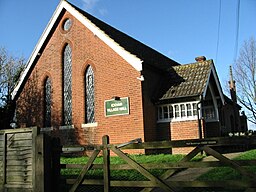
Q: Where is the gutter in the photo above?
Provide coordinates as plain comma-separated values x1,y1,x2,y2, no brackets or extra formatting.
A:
197,94,203,139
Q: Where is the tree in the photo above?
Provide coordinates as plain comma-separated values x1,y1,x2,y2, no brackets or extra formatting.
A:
233,37,256,124
0,47,25,128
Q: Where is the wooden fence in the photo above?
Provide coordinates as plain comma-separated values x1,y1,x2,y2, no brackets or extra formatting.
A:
61,135,256,192
0,127,60,192
1,128,256,191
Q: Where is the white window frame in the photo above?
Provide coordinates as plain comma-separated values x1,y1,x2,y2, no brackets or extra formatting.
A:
157,101,200,122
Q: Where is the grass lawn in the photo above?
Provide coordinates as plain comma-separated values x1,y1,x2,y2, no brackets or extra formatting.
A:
197,149,256,181
61,153,204,180
60,150,256,191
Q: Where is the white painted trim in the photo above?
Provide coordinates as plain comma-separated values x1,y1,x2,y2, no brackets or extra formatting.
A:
63,2,143,71
11,0,143,100
202,70,211,99
210,64,225,104
157,116,198,123
11,2,65,100
157,101,200,123
208,82,219,121
202,63,225,105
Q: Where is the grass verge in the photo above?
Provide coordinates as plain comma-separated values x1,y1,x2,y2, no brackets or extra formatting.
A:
197,149,256,181
61,153,204,180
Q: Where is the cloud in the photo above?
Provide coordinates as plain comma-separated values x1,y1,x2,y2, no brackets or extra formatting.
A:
81,0,99,12
167,49,175,58
81,0,108,16
99,8,108,16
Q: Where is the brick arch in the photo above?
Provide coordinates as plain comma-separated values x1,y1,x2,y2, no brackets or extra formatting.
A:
41,72,52,88
81,60,97,75
60,40,73,56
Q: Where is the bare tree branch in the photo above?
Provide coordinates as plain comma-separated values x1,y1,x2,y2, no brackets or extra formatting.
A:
234,37,256,124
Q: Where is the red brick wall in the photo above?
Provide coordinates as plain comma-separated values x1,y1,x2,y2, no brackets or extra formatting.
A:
16,11,145,147
141,68,163,142
171,120,200,140
171,120,200,154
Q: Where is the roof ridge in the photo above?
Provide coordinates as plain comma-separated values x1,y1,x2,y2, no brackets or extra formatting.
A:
67,1,180,70
174,59,213,68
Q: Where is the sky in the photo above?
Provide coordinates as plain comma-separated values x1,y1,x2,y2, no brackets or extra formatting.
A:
0,0,256,127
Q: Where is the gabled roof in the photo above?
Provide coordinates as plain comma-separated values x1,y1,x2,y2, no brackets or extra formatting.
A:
159,59,225,104
11,0,179,100
69,2,179,71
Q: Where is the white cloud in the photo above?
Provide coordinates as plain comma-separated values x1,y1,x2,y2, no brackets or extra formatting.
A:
81,0,108,16
99,8,108,16
81,0,99,12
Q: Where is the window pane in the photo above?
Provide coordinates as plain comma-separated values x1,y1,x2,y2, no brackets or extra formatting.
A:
181,104,185,117
204,107,215,120
186,104,192,117
63,44,72,125
174,105,180,117
169,105,173,118
44,77,51,127
163,106,168,118
158,107,163,120
85,66,95,123
193,103,198,116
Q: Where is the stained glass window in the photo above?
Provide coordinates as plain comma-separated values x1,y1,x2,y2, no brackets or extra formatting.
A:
44,77,51,127
63,44,72,125
85,65,95,123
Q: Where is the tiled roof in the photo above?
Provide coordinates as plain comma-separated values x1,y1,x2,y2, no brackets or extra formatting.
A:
159,60,213,100
69,2,180,71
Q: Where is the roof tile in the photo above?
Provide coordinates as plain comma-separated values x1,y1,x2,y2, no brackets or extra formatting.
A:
159,60,212,100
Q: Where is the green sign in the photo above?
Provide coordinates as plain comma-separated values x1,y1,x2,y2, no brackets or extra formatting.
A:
105,97,129,117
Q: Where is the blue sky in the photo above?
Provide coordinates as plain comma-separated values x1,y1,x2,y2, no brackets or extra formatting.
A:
0,0,256,126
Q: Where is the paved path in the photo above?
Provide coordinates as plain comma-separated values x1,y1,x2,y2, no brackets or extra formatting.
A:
153,152,241,192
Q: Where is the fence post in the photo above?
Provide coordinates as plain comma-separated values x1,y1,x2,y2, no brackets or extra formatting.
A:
51,137,61,192
102,135,110,192
34,133,52,192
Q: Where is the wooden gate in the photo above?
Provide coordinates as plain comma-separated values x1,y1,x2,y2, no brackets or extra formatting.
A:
64,135,256,192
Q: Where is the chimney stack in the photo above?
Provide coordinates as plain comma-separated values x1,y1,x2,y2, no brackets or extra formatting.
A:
229,65,237,103
195,56,206,62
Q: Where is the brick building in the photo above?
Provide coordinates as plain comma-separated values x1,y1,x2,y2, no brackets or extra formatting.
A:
11,1,247,154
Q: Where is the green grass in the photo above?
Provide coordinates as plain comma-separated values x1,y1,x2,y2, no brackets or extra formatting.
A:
198,149,256,181
61,153,204,180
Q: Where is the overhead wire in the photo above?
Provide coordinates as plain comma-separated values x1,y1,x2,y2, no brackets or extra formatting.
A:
215,0,222,65
233,0,240,64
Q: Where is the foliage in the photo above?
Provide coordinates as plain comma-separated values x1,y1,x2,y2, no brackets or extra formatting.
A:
0,47,25,128
233,37,256,124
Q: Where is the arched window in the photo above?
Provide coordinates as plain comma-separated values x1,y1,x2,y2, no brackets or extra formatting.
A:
63,44,72,125
85,65,95,123
44,77,51,127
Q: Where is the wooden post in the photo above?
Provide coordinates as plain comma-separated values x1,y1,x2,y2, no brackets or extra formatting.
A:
34,133,52,192
103,135,110,192
32,127,40,192
2,133,7,190
34,134,44,192
51,137,61,192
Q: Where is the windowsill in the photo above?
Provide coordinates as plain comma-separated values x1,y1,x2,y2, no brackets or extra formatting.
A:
59,125,75,130
205,119,219,123
157,116,198,123
82,122,98,128
40,127,53,131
